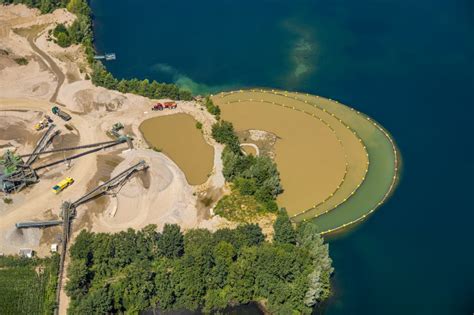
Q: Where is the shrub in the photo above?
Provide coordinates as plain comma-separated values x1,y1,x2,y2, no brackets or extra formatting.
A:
13,57,28,65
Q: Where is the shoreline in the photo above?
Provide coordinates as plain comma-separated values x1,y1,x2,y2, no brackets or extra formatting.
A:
279,89,401,236
292,89,401,236
322,122,401,236
214,88,400,235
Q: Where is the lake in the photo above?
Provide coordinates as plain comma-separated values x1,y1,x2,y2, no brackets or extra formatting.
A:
91,0,474,313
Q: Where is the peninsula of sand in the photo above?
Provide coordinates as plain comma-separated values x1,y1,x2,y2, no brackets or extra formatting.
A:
0,3,399,262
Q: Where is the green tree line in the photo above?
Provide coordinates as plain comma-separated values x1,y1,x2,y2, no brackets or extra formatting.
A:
91,62,192,100
66,212,332,314
204,96,221,117
0,0,68,14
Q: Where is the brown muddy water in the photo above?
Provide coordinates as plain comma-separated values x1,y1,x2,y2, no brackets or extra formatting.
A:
217,99,347,214
215,91,369,220
139,113,214,185
241,144,257,156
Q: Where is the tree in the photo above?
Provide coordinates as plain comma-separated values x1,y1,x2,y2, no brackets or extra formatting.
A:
273,208,297,245
119,261,155,312
234,224,265,248
209,241,235,289
153,260,175,309
228,246,258,303
54,27,71,48
68,15,91,44
204,96,221,117
74,286,113,315
65,259,91,298
297,222,334,305
157,224,184,258
211,121,241,154
69,229,93,263
65,223,333,314
66,0,90,16
234,177,257,195
39,0,52,14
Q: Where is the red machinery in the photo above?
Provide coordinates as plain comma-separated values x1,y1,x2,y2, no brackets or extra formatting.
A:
152,102,177,111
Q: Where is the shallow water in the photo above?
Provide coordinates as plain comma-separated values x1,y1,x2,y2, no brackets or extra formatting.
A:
218,98,347,214
92,0,474,313
139,114,214,185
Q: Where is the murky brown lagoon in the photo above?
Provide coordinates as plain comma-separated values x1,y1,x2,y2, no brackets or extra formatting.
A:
217,97,347,214
139,113,214,185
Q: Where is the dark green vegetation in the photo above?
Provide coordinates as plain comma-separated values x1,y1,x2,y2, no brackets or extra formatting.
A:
66,218,332,314
91,62,192,100
0,0,68,14
14,57,29,65
212,121,282,220
2,0,192,100
0,254,60,314
204,96,221,118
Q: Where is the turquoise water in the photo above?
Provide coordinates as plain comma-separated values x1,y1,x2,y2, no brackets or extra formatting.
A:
91,0,474,314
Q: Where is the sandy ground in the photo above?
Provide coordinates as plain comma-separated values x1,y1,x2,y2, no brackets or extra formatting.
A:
0,6,233,312
0,5,228,256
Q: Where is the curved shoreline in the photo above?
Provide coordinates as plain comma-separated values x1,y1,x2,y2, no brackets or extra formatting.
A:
215,88,400,235
284,90,401,235
216,94,352,214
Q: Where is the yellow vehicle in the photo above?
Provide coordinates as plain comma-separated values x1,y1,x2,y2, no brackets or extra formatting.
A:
34,116,52,131
34,120,47,131
51,177,74,194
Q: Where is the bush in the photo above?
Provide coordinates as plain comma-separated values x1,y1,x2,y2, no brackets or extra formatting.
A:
56,32,71,47
195,121,203,130
204,96,221,117
212,121,241,153
13,57,28,65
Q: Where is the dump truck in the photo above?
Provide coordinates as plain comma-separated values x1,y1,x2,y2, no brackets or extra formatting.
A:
52,106,71,121
51,177,74,194
152,101,177,111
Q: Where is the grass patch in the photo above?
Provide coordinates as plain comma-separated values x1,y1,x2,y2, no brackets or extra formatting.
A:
3,198,13,204
14,57,28,65
152,146,162,152
195,121,203,130
214,190,272,222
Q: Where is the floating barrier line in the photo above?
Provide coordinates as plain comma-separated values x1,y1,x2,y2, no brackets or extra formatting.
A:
217,91,370,219
214,89,399,235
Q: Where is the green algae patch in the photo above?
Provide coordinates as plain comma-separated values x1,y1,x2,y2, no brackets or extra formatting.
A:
139,113,214,185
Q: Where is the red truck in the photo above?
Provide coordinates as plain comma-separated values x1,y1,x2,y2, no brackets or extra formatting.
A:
152,102,177,111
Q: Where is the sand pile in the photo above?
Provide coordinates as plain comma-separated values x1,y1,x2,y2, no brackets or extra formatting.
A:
91,149,200,233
